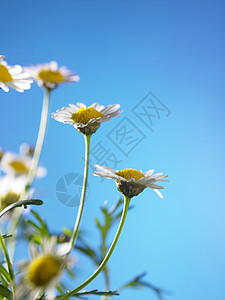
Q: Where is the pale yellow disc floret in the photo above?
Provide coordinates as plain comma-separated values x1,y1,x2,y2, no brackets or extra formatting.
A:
71,107,104,124
27,255,61,287
117,168,145,181
0,65,13,82
9,160,28,173
38,70,65,83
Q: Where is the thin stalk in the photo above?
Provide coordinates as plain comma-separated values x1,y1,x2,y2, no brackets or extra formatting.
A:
59,195,131,299
7,87,51,258
25,87,51,191
68,134,91,254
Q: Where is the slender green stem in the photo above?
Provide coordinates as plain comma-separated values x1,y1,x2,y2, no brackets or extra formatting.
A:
7,88,51,258
60,195,131,299
25,87,51,191
68,134,91,254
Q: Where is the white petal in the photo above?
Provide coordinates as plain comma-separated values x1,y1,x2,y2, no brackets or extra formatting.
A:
153,189,164,199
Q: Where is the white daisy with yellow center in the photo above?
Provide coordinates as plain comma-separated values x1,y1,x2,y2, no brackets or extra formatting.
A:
52,102,123,135
0,176,27,211
16,237,73,300
0,55,33,92
1,151,46,178
93,165,168,198
24,61,80,89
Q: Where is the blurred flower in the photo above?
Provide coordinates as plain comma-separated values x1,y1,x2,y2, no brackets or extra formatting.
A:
19,143,35,157
0,147,3,161
0,55,33,92
52,102,122,135
1,151,46,178
24,61,80,90
0,175,27,210
93,165,168,198
16,237,73,300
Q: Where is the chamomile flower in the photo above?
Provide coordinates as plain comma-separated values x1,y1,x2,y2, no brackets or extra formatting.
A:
16,237,73,300
93,165,168,199
0,55,33,92
52,102,123,135
24,61,80,90
0,175,27,210
1,151,46,178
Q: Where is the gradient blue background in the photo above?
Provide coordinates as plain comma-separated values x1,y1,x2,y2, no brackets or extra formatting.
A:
1,0,225,299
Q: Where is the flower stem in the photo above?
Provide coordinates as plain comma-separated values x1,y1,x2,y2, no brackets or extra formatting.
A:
7,87,51,257
68,134,91,253
25,87,51,191
60,195,131,299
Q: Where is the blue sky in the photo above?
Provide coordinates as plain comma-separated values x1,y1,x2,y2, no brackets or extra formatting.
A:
1,0,225,299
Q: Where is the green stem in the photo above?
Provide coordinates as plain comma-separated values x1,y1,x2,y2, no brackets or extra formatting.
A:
68,134,91,253
25,87,51,191
60,195,131,299
7,88,51,258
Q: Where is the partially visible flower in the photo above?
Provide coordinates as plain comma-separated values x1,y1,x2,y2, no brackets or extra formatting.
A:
1,151,46,178
93,165,168,199
16,237,73,300
0,147,3,161
52,102,123,135
24,61,80,90
0,175,27,210
19,143,35,157
0,55,33,92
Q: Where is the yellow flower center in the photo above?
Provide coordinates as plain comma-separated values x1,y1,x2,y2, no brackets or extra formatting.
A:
27,255,60,287
9,160,28,173
117,168,145,181
71,107,104,124
0,65,13,82
38,70,65,83
1,193,19,210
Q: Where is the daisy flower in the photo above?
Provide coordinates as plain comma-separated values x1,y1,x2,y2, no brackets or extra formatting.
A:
0,55,33,92
52,102,123,135
93,165,168,199
1,151,46,178
24,61,80,90
0,175,27,211
16,237,73,300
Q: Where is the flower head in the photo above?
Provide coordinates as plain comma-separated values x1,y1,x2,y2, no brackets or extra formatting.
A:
0,176,27,211
52,102,123,135
93,165,168,198
0,55,33,93
1,150,46,178
16,237,73,300
24,61,80,90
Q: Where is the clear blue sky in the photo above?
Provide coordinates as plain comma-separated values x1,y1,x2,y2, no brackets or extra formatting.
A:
1,1,225,299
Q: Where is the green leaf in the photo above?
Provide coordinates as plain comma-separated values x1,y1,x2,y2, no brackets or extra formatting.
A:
0,265,11,283
119,272,169,299
0,284,13,299
0,199,43,218
30,210,49,236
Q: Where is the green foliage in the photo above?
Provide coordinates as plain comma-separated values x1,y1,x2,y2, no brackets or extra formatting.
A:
0,284,13,300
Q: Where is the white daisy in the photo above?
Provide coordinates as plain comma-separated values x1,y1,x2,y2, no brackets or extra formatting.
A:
93,165,168,199
0,175,27,211
1,151,46,178
52,102,123,135
24,61,80,90
16,237,73,300
0,55,33,93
